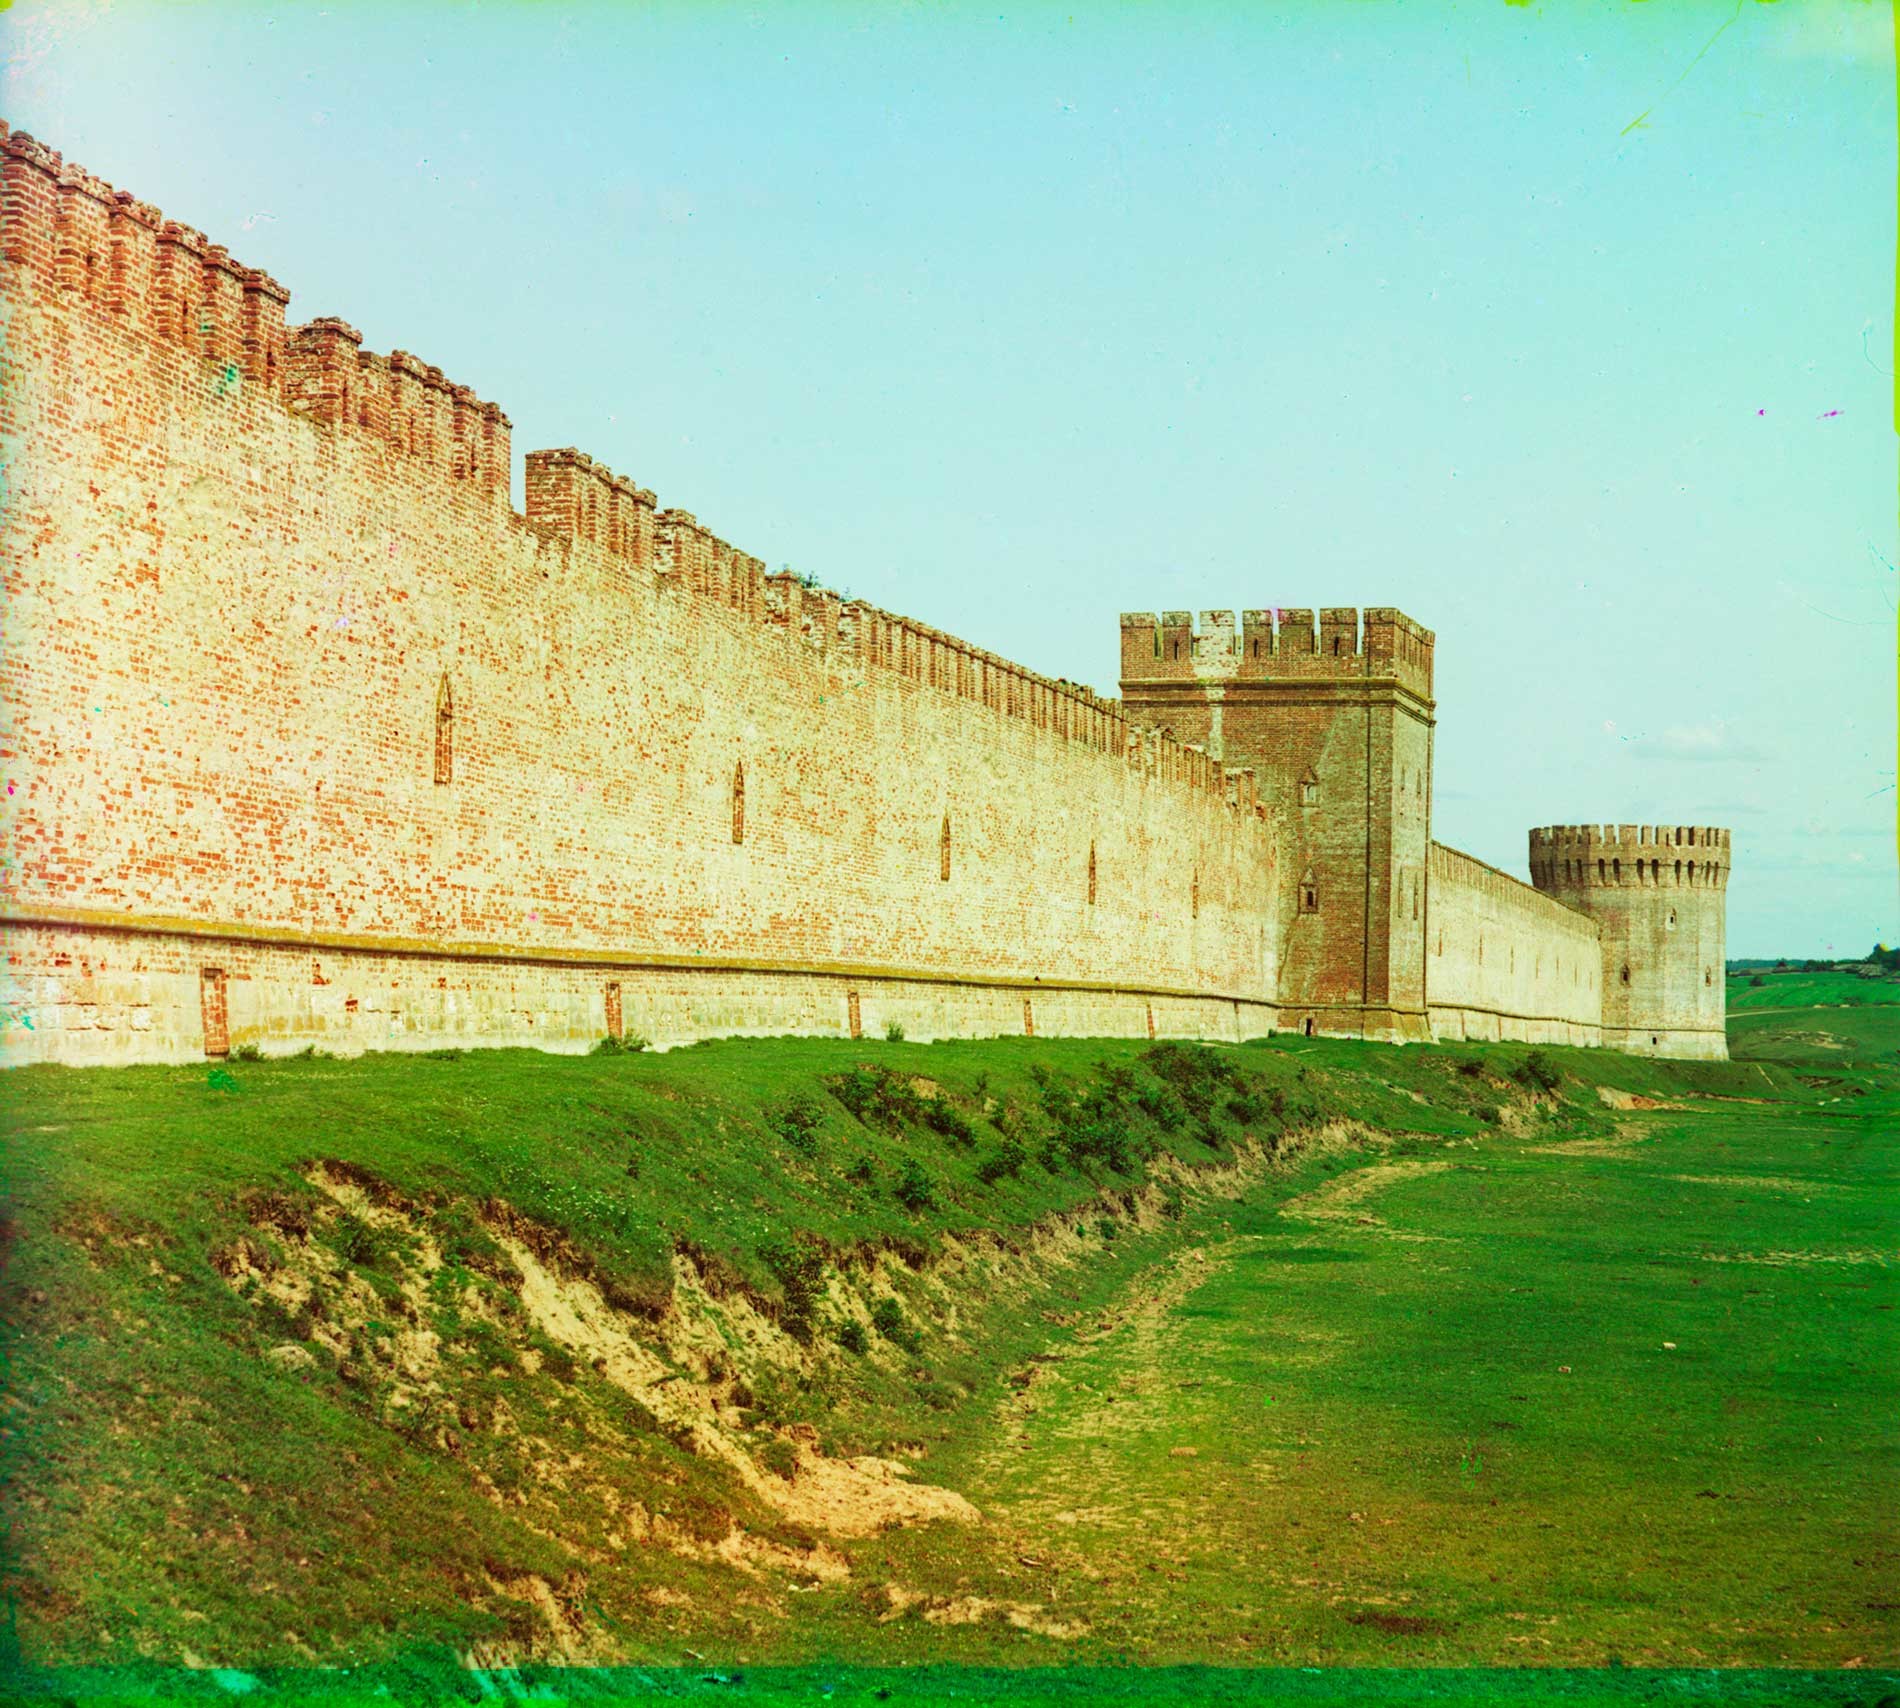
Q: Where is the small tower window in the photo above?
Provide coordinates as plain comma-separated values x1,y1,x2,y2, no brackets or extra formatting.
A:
434,674,454,785
1620,964,1631,985
1666,908,1676,930
1704,968,1712,986
1087,840,1097,906
731,759,746,844
1598,858,1607,883
1300,769,1319,807
1191,870,1200,919
940,813,952,882
1300,870,1319,914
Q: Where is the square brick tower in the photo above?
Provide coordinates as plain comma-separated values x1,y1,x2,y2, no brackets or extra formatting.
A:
1120,607,1436,1040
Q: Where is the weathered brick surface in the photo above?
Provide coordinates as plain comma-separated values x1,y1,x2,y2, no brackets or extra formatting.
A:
0,122,1727,1067
1426,843,1602,1046
1121,607,1435,1042
0,124,1277,1066
1121,613,1728,1060
1528,826,1729,1060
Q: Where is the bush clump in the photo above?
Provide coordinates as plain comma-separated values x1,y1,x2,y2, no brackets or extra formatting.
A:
893,1158,940,1213
834,1318,868,1355
869,1297,916,1349
829,1066,927,1131
592,1033,649,1056
1512,1050,1562,1094
975,1135,1027,1184
769,1095,825,1156
920,1097,975,1146
758,1237,827,1343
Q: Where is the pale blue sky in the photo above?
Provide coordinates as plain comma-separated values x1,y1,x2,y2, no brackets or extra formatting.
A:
3,0,1892,956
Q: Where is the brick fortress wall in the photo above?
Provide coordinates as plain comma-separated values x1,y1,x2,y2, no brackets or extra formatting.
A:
1425,843,1603,1047
1120,607,1435,1042
0,125,1279,1065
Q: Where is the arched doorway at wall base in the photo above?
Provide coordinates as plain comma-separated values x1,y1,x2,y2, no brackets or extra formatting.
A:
1303,1017,1316,1038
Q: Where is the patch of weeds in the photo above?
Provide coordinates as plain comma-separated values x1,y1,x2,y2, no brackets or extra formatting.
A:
1475,1102,1503,1126
893,1158,939,1213
423,1047,466,1062
592,1033,649,1055
1512,1050,1562,1094
229,1043,264,1063
431,1201,521,1285
920,1097,975,1147
758,1437,800,1481
758,1236,827,1342
768,1094,825,1156
291,1044,335,1060
869,1297,918,1351
1136,1078,1188,1133
331,1211,401,1272
884,1022,906,1043
834,1318,868,1355
1141,1041,1242,1125
843,1154,877,1187
975,1135,1027,1184
1457,1058,1486,1079
829,1065,927,1130
1097,1217,1119,1242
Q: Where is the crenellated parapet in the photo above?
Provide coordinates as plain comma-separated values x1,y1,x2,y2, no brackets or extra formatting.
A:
0,114,1265,833
1530,825,1730,890
0,123,513,497
285,320,511,494
2,121,293,391
524,448,657,571
1121,605,1434,701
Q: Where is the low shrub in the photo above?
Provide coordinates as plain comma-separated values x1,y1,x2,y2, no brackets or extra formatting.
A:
758,1237,827,1342
893,1158,939,1213
1512,1050,1562,1094
834,1318,868,1355
975,1136,1027,1184
829,1066,927,1131
921,1097,975,1146
592,1033,648,1055
869,1297,915,1348
758,1438,800,1481
884,1022,906,1043
769,1095,825,1156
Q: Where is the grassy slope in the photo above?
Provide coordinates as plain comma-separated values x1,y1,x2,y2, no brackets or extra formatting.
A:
2,1018,1894,1682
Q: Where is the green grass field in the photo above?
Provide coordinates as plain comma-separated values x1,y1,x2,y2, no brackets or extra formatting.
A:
1725,971,1900,1012
2,1006,1894,1702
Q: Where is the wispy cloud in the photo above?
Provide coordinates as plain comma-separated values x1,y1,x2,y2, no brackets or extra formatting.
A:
1765,0,1893,63
1627,721,1769,764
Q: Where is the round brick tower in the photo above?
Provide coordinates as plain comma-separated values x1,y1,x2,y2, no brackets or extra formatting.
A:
1528,825,1730,1060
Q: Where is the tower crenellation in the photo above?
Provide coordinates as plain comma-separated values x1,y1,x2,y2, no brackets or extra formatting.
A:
1529,824,1729,1059
1121,606,1434,698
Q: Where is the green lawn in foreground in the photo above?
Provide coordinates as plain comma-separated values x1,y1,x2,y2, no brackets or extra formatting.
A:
1,1016,1893,1680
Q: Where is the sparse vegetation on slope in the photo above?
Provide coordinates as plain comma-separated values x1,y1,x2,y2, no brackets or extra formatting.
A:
2,1021,1893,1679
